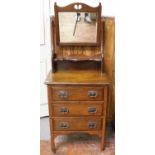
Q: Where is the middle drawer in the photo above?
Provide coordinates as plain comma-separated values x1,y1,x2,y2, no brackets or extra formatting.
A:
52,102,103,116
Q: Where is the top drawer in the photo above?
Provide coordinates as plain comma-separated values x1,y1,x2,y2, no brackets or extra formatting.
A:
52,87,104,101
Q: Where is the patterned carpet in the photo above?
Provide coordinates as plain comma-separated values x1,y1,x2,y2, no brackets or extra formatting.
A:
40,131,115,155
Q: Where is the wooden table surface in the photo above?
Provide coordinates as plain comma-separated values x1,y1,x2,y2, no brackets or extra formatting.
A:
45,70,111,85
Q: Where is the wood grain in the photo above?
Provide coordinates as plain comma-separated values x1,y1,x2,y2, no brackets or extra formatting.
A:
55,46,102,61
53,117,102,131
45,70,111,85
52,103,103,116
103,17,115,124
52,87,104,101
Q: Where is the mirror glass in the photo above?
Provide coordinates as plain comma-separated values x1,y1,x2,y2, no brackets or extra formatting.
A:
58,12,98,43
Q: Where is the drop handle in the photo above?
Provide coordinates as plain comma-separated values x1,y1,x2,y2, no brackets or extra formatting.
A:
88,122,96,129
60,107,69,114
88,107,97,113
60,122,69,129
88,91,98,98
58,91,68,99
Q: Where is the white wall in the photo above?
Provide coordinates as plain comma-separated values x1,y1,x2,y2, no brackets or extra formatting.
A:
40,0,51,117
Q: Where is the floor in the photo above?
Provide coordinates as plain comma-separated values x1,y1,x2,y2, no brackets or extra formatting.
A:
40,117,115,155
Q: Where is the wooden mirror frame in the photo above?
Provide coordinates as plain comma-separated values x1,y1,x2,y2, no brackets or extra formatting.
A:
54,2,102,46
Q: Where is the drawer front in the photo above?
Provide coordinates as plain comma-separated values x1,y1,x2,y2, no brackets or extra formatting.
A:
52,87,104,101
53,118,102,131
53,103,103,116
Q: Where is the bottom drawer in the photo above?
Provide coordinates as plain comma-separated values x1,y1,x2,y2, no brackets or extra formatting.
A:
53,118,102,131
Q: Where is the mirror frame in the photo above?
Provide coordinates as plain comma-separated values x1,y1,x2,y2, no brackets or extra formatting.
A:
54,2,102,46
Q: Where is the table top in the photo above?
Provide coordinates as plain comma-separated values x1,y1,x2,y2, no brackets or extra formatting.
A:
45,70,111,85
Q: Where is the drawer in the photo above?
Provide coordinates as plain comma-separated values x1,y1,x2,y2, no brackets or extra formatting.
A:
52,103,103,116
53,118,102,131
52,87,104,101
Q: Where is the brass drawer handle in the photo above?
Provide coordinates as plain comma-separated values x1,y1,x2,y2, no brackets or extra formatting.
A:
88,107,97,113
60,107,69,114
60,122,69,129
58,91,68,99
88,91,98,98
88,121,96,129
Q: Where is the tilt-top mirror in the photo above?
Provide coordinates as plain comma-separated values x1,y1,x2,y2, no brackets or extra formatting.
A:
54,3,102,46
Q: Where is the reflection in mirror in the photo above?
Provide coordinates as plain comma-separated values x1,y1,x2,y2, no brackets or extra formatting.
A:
59,12,98,43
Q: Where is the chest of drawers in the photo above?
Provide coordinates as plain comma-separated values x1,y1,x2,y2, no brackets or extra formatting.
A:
45,70,110,152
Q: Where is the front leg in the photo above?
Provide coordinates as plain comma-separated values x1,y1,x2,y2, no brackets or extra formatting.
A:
51,134,56,153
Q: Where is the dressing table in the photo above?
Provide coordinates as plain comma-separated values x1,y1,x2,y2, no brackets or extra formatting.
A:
45,2,113,152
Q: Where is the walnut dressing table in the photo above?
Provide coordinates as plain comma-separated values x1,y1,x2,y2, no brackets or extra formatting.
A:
45,68,110,152
45,3,112,152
